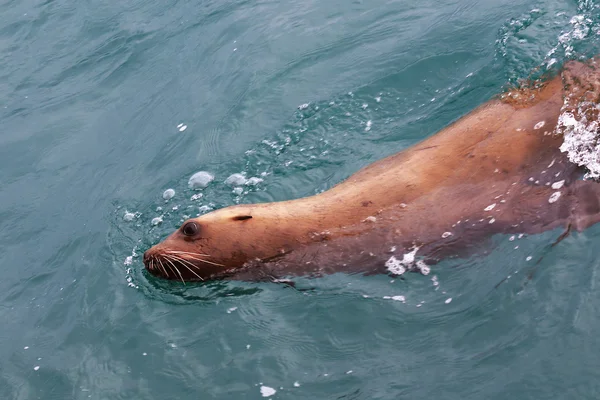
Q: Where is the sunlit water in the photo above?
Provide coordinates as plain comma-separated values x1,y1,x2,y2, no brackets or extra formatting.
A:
2,0,600,398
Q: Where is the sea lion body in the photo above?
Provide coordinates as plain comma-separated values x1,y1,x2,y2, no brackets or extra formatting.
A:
143,60,600,282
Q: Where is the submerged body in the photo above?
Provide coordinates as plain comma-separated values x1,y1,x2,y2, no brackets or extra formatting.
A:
144,59,600,282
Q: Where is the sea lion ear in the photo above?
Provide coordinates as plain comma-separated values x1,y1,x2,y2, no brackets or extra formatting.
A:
232,215,252,221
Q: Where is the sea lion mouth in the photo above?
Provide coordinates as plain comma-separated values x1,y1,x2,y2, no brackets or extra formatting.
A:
143,250,223,282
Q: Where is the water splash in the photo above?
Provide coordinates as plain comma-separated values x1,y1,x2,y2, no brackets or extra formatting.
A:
496,1,600,82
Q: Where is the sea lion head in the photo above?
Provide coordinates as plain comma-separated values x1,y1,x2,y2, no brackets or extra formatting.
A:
142,203,303,281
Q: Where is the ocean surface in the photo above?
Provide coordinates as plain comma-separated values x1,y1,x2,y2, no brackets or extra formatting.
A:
2,0,600,398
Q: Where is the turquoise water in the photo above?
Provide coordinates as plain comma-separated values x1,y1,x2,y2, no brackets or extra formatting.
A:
3,0,600,398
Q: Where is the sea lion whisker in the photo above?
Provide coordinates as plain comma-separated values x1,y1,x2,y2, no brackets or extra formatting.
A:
164,253,192,267
165,255,205,281
168,255,213,279
175,254,224,266
166,250,212,257
160,259,176,280
160,257,173,275
176,262,205,282
167,254,199,269
167,252,224,267
195,258,224,267
164,257,186,284
169,253,205,262
156,260,163,274
158,259,170,279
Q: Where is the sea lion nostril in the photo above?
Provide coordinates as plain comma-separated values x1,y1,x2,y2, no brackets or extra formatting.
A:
143,251,152,264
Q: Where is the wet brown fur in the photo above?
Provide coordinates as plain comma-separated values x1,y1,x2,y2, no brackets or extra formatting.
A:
144,59,600,282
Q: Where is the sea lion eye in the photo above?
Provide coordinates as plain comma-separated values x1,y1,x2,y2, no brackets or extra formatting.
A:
181,222,199,236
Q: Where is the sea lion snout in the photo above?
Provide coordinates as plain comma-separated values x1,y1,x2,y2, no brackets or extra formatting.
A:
142,247,163,277
142,249,153,266
142,243,206,281
142,250,150,264
141,226,231,281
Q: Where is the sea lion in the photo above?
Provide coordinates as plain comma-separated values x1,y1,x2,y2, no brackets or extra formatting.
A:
143,59,600,282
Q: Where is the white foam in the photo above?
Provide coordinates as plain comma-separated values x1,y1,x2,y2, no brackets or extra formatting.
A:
245,177,263,186
383,295,406,303
162,188,175,200
551,180,565,189
151,217,163,226
400,246,418,261
385,246,420,275
188,171,214,189
548,191,561,203
298,103,309,110
227,307,238,314
484,203,496,211
225,173,247,186
198,205,212,213
557,96,600,178
123,211,136,221
416,260,430,275
365,120,372,132
261,386,276,397
385,256,405,275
